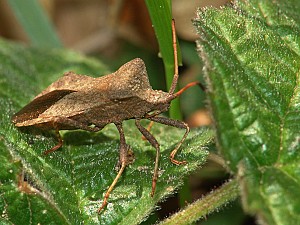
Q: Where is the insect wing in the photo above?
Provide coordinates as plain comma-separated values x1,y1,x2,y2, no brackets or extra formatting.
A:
12,89,75,125
34,72,95,99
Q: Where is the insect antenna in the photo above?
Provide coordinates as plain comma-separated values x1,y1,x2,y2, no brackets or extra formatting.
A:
173,81,206,98
168,19,179,95
168,19,206,100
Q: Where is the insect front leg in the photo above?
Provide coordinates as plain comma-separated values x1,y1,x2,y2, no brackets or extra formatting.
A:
148,116,189,165
135,119,160,197
97,123,130,213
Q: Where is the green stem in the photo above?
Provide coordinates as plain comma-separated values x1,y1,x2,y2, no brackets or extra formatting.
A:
160,178,240,225
144,0,182,119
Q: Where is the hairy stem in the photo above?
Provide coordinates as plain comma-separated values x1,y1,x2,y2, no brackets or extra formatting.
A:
160,178,240,225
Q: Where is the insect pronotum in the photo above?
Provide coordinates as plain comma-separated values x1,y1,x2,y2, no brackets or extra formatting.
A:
11,19,204,213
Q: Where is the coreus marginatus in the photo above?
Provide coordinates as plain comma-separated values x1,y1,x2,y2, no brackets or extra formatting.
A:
11,20,203,213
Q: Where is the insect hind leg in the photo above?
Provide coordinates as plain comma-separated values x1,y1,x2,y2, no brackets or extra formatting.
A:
43,116,101,154
43,129,63,155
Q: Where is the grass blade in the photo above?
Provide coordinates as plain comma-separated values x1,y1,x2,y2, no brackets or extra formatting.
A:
7,0,62,48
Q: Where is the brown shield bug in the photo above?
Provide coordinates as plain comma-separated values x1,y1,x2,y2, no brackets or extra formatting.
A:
11,20,204,213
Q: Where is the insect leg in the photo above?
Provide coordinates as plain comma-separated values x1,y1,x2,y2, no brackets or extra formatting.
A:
43,117,101,155
149,117,189,165
135,119,160,196
141,121,154,140
43,129,63,155
97,123,129,213
56,117,101,132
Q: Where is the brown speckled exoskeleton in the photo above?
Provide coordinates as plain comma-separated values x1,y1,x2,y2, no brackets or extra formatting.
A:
11,20,203,213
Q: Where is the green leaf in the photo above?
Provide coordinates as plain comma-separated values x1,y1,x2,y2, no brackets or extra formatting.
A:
0,39,212,224
194,0,300,224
